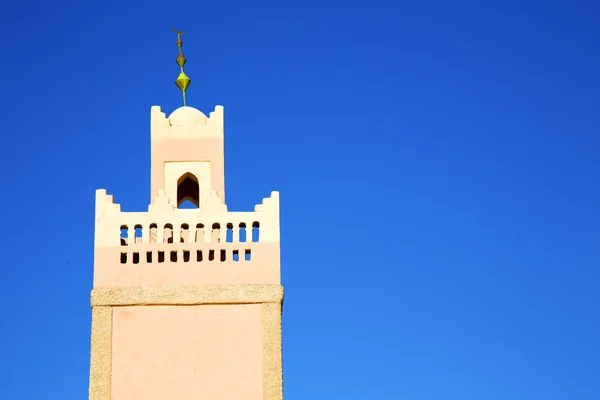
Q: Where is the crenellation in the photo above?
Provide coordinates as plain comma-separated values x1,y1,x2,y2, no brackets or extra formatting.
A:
150,105,167,119
203,189,228,212
254,191,280,242
150,106,169,133
95,189,119,207
94,189,122,248
148,189,176,213
150,105,223,139
255,191,280,213
207,105,224,130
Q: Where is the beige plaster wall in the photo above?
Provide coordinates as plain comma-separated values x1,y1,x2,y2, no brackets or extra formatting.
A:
150,106,225,202
151,138,225,203
111,304,263,400
94,242,280,288
89,285,284,400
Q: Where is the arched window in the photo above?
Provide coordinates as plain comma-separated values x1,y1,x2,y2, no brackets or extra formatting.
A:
252,222,260,242
149,223,158,243
164,223,174,244
239,223,247,242
180,223,190,243
177,172,200,208
134,224,143,244
226,223,234,243
120,225,128,246
211,223,221,243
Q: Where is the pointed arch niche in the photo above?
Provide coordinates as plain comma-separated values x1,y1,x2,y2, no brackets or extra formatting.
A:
177,172,200,208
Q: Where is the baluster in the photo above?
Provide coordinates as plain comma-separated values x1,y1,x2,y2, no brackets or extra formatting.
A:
128,226,135,246
204,225,211,243
157,223,164,244
173,224,181,243
187,224,195,244
219,223,226,243
195,224,204,244
233,223,239,243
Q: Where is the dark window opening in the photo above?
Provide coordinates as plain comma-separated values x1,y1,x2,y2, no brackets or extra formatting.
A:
252,222,260,242
239,223,247,242
181,224,190,243
164,224,174,244
226,223,233,243
212,223,221,243
149,223,158,243
134,225,143,243
120,225,128,246
177,172,200,208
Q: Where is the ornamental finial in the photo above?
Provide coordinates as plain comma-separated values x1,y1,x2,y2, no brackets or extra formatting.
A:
172,26,191,106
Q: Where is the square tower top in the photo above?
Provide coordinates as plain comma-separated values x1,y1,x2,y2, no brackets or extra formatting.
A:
93,105,280,289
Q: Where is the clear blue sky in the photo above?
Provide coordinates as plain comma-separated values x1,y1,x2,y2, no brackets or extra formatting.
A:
1,0,599,399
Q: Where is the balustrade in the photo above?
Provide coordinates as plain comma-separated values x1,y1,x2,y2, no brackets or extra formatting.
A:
118,220,262,247
115,219,262,265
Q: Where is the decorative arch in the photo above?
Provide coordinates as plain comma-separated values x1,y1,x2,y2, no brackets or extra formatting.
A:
177,172,200,208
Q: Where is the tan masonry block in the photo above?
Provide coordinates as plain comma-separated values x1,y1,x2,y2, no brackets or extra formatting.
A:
88,306,112,400
91,284,283,306
262,302,284,400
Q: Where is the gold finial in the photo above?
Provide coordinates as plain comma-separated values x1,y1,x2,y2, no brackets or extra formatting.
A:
172,26,191,106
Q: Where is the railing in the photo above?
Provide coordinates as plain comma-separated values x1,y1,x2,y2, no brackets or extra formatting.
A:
114,220,267,265
118,221,262,246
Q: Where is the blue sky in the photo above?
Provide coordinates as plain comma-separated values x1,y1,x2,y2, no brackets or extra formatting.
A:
1,0,599,398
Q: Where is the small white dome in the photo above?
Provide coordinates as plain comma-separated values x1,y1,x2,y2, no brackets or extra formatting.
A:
168,106,207,127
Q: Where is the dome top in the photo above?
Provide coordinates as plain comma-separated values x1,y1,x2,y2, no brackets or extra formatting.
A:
168,106,207,127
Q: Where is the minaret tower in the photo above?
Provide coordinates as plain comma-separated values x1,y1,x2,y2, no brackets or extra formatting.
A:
88,29,283,400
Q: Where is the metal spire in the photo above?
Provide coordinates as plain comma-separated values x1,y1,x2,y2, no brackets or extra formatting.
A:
172,26,191,106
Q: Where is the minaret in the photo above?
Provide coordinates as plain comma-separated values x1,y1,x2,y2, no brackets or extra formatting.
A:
88,28,283,400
